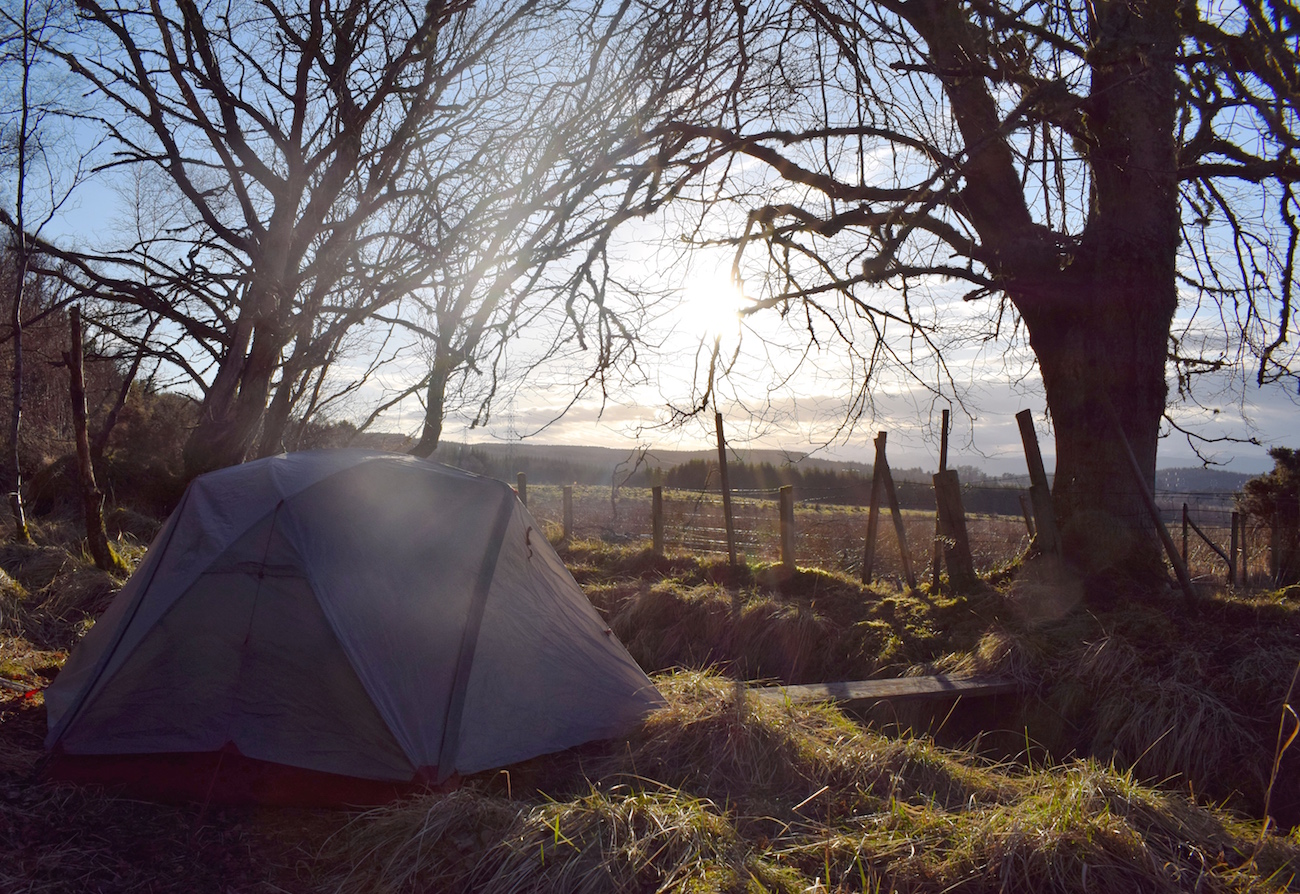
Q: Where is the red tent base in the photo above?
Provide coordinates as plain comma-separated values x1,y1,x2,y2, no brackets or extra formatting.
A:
45,746,455,808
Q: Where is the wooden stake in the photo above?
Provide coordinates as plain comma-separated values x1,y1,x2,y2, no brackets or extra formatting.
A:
862,432,886,583
1230,511,1239,586
562,486,573,543
1182,503,1189,566
1018,493,1036,539
715,412,738,570
516,472,527,506
933,470,978,591
652,485,664,556
880,454,917,590
1104,407,1196,603
1240,519,1249,587
1015,410,1062,558
931,409,949,592
779,485,795,570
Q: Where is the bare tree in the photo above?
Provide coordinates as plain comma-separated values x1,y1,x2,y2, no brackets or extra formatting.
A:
44,0,547,476
24,0,746,477
647,0,1299,582
0,0,89,540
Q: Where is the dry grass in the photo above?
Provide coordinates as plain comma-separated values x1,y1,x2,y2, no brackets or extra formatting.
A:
3,528,1300,892
318,671,1300,894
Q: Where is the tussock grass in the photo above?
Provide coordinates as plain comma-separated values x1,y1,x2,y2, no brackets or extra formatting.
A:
4,537,1300,892
327,777,790,894
319,670,1299,894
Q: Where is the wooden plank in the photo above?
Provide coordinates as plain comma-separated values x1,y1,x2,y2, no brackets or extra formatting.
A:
754,674,1018,708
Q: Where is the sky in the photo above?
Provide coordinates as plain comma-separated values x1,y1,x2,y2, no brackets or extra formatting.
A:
12,16,1297,481
425,236,1300,478
26,154,1297,479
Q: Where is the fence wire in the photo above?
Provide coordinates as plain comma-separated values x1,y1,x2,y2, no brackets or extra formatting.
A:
518,482,1279,587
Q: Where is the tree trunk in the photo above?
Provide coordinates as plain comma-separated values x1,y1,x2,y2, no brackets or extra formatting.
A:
406,361,452,458
182,310,284,477
7,240,31,544
1024,287,1173,581
1015,0,1180,583
66,306,121,573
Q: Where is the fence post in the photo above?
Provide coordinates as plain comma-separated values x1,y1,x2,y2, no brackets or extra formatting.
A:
1240,518,1249,587
862,432,887,583
933,469,978,591
652,486,665,556
1271,522,1280,584
1105,406,1196,603
779,485,796,570
1018,493,1036,540
1230,511,1239,586
931,409,949,592
1182,503,1189,566
880,459,917,590
516,472,527,506
1015,410,1062,559
562,486,573,543
715,412,738,570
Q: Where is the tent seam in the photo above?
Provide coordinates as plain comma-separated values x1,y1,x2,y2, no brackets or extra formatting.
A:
434,485,516,783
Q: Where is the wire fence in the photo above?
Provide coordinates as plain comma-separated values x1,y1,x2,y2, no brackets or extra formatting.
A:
518,482,1275,587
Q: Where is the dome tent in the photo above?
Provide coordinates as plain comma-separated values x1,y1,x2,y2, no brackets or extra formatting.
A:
45,450,661,805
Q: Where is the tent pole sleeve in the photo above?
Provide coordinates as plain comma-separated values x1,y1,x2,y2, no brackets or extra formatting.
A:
435,486,517,783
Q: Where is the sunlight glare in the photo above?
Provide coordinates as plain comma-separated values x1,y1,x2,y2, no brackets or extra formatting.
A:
678,269,747,339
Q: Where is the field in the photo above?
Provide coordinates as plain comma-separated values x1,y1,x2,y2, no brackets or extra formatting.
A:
522,485,1260,587
2,514,1300,892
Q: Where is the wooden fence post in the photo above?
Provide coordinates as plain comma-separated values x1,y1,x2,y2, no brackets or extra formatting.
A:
931,409,949,592
516,472,527,506
715,412,738,570
881,460,917,590
1240,518,1249,587
1016,410,1061,559
1018,493,1036,540
652,486,665,556
1271,522,1280,584
1105,407,1196,603
1230,511,1239,586
779,485,796,570
1182,503,1189,565
933,469,978,591
562,486,573,543
862,433,887,583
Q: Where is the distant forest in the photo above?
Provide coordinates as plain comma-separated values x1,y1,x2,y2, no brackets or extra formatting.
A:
661,459,1029,516
416,440,1258,517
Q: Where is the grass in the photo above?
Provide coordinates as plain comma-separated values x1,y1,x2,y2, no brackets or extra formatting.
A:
321,672,1300,893
2,528,1299,892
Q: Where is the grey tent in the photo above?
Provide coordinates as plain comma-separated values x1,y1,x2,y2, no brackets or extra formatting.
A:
45,450,660,804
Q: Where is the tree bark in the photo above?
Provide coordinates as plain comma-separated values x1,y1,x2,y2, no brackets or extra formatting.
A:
66,307,120,573
1014,0,1180,582
406,360,452,458
182,290,286,477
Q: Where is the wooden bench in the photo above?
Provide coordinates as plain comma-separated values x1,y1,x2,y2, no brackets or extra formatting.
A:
752,674,1018,711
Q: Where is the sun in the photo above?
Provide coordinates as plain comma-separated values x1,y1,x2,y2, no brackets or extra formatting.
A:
678,269,748,339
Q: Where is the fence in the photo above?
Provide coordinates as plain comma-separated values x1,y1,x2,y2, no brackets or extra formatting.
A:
516,481,1281,588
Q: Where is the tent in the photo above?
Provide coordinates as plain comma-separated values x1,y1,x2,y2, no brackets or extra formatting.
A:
44,450,661,805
